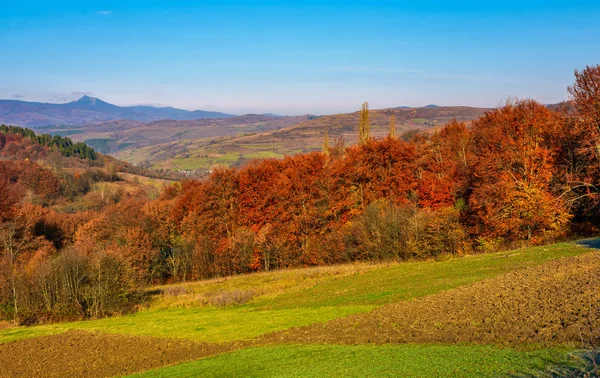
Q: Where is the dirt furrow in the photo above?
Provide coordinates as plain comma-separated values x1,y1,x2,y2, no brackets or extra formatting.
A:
0,330,248,378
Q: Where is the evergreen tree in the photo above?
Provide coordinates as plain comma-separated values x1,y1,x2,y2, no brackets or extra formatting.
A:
0,124,96,160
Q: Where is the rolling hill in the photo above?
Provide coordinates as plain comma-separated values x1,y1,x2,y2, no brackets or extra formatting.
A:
0,96,234,127
3,102,491,173
44,114,312,159
113,106,490,172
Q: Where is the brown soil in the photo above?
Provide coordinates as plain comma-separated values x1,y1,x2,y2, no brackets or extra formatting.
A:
0,330,248,378
261,251,600,346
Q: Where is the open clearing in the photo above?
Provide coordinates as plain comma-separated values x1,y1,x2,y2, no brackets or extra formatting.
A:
0,240,598,376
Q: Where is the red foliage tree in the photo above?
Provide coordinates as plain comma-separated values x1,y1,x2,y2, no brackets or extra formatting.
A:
468,100,570,243
414,120,472,209
568,64,600,144
330,138,418,221
553,65,600,218
0,163,22,223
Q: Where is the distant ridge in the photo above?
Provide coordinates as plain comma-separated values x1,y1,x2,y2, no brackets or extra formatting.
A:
396,104,441,109
0,96,235,127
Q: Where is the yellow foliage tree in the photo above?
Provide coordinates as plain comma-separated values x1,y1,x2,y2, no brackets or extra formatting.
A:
359,102,370,145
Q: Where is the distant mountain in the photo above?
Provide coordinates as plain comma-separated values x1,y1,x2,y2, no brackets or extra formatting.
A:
396,105,441,109
0,96,235,127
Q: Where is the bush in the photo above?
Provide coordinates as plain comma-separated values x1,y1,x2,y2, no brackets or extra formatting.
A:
207,289,256,307
6,247,145,325
344,201,471,261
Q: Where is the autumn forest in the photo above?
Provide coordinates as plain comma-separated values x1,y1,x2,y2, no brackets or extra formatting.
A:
1,65,600,326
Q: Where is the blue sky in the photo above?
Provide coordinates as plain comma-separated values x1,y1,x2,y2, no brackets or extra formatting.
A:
1,1,599,115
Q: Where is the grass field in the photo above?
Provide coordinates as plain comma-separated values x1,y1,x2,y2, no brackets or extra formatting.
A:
129,344,576,378
1,240,598,376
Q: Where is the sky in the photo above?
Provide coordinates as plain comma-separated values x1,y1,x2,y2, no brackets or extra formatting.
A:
1,1,600,115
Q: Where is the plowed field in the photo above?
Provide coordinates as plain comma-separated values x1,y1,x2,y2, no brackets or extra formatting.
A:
0,330,246,378
262,251,600,346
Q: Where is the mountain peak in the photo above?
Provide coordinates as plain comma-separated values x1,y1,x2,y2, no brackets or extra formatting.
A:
0,97,235,127
69,95,116,109
74,95,101,104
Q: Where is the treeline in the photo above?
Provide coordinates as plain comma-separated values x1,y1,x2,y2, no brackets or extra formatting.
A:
0,124,96,160
2,65,600,324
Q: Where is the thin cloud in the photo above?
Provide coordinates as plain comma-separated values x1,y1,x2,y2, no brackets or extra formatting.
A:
48,95,69,103
134,103,166,107
72,91,93,96
96,11,112,16
12,94,24,99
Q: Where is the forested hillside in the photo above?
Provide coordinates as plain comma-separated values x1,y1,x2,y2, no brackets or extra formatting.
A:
0,125,96,160
1,65,600,326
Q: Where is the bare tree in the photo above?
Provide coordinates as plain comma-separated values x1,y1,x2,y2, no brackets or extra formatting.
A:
0,223,26,323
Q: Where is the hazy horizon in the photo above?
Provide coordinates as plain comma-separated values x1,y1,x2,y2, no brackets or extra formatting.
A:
2,0,600,115
0,94,494,117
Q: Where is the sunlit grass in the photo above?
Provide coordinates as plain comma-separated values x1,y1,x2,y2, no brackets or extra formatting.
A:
149,262,381,310
244,151,284,159
168,152,240,170
128,344,575,378
0,306,372,343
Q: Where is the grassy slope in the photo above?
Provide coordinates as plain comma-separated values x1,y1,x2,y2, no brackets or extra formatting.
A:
0,242,596,377
129,344,575,378
0,242,590,346
126,242,597,378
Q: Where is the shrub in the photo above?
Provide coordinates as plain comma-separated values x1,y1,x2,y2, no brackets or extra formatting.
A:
207,289,256,307
344,201,471,261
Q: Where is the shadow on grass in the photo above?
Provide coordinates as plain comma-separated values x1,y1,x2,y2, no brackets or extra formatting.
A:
575,238,600,250
513,349,600,378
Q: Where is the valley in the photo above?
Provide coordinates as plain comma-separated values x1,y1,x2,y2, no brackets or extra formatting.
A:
58,105,487,173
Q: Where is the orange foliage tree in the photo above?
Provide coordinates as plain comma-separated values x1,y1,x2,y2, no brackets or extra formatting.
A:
467,100,570,243
414,120,472,209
